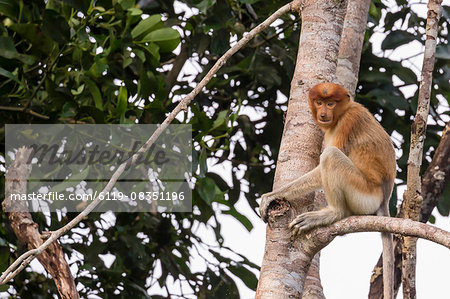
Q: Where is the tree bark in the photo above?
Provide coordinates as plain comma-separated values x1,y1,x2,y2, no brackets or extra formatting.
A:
401,1,442,298
256,0,347,297
2,147,79,298
336,0,371,95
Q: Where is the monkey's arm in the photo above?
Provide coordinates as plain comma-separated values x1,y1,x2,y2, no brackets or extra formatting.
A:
259,167,322,222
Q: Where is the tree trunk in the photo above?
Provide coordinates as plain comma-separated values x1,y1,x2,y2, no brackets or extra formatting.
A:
256,0,347,297
3,147,79,299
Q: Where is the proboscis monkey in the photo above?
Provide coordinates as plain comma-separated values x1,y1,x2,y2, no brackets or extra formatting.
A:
259,82,396,299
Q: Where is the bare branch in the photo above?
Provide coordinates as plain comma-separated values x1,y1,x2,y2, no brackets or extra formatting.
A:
336,0,371,95
310,216,450,250
0,106,50,120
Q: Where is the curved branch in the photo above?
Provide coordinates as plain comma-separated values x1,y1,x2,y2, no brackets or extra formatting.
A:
310,216,450,250
0,2,292,285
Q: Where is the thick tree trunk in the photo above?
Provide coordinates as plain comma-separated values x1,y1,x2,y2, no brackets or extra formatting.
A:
3,147,79,298
255,0,347,297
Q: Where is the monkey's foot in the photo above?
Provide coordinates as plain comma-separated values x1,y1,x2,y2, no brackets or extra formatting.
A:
259,192,283,223
289,211,323,237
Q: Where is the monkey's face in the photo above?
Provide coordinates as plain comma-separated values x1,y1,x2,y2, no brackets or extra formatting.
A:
308,83,352,129
312,99,337,127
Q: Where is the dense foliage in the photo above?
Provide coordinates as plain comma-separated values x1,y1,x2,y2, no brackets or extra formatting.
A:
0,0,448,297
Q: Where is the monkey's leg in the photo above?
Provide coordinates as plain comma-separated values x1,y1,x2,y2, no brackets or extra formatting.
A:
259,166,322,222
290,146,381,235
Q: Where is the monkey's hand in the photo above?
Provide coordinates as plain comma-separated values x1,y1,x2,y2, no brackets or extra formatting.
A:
259,192,283,223
289,212,318,237
289,208,339,237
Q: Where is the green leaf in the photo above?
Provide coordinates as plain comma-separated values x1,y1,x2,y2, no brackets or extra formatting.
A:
84,78,103,109
195,0,216,14
210,110,229,132
227,264,258,290
0,36,34,64
0,66,21,84
381,30,417,50
0,36,18,59
197,177,216,204
436,44,450,60
116,86,128,116
393,67,417,85
42,9,71,45
128,7,142,16
0,0,18,19
71,84,85,95
198,148,207,178
119,0,135,10
222,207,253,231
140,28,180,52
131,15,162,39
0,284,8,292
88,58,108,77
143,42,160,62
137,70,151,99
437,186,450,216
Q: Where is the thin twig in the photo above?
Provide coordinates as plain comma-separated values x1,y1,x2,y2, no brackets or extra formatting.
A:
0,2,292,285
23,46,66,110
0,106,50,120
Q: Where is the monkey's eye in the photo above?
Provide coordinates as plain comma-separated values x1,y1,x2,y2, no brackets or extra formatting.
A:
315,100,322,106
326,101,336,108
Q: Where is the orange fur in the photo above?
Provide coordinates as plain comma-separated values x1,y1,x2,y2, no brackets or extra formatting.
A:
308,83,396,198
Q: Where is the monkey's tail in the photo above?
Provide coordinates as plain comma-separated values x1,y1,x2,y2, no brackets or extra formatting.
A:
377,203,394,299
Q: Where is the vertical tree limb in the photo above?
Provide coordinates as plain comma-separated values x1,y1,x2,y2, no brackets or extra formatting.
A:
401,1,443,298
256,0,347,297
336,0,371,95
2,147,79,298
